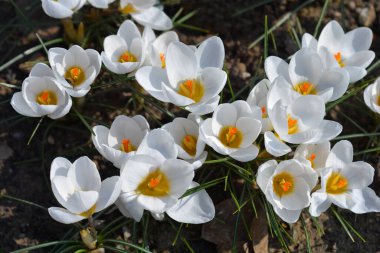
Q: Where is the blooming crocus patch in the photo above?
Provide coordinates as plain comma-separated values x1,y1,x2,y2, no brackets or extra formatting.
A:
7,3,380,250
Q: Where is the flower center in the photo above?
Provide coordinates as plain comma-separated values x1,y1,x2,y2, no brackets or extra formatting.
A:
182,135,197,156
159,53,166,68
307,153,316,168
334,52,345,68
219,126,243,148
294,81,317,95
287,114,298,134
119,50,137,63
120,3,136,15
65,66,86,87
273,172,294,197
326,172,348,194
79,204,96,218
136,169,170,197
377,94,380,106
178,79,205,103
261,106,267,118
120,138,135,153
36,90,57,105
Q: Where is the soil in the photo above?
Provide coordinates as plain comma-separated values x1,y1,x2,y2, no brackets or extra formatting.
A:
0,0,380,252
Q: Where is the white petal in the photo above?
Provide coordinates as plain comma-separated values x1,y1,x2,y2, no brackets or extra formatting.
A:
318,20,345,54
344,66,367,83
167,182,215,224
196,36,225,69
301,33,317,50
246,79,270,107
236,117,261,147
186,95,220,115
66,45,90,69
345,51,375,69
48,207,84,224
264,56,290,83
92,125,110,159
50,157,71,180
88,0,109,8
257,160,277,191
68,156,101,191
86,49,102,75
48,93,72,119
198,67,227,103
162,84,194,106
11,92,40,117
273,205,302,224
349,188,380,214
309,191,331,217
343,27,373,55
161,159,194,199
30,63,55,78
343,161,374,189
211,103,237,135
41,0,73,19
95,176,122,212
116,193,144,222
136,66,170,102
108,115,145,149
132,7,173,31
166,41,197,88
275,177,310,210
325,140,353,168
288,95,325,128
229,144,259,162
289,49,322,85
117,20,141,48
65,190,99,214
264,131,291,157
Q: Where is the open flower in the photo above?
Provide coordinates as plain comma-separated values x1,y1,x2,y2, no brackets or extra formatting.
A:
11,63,72,119
199,101,262,162
101,20,149,75
246,79,273,133
265,48,349,103
92,115,150,168
309,140,380,216
162,114,207,169
263,79,342,157
317,20,375,83
41,0,86,19
120,0,172,31
364,77,380,114
257,159,318,223
293,142,330,174
48,156,121,224
136,39,226,115
149,31,179,68
48,45,101,97
117,129,201,221
88,0,115,8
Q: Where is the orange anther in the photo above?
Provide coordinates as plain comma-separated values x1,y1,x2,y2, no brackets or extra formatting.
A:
334,52,341,62
40,91,49,102
309,153,316,161
70,67,80,78
337,179,347,188
288,118,297,127
159,53,166,68
228,127,238,135
280,180,292,192
261,106,266,114
186,80,193,89
148,174,162,189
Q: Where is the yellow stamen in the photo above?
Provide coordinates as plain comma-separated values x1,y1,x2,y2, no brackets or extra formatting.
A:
178,79,204,103
326,172,348,194
159,53,166,68
119,51,137,63
36,90,57,105
219,126,243,148
287,114,298,134
334,52,345,68
182,135,197,156
308,153,316,168
79,204,96,218
293,81,317,95
120,3,136,15
65,66,85,87
273,172,294,197
120,138,135,153
261,106,267,118
137,169,170,197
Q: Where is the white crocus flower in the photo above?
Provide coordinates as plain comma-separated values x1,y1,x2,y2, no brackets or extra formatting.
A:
116,129,215,223
309,140,380,216
92,115,150,168
87,0,115,8
162,114,207,170
317,20,375,83
41,0,86,19
257,159,318,223
199,101,262,162
263,78,342,157
136,38,226,115
11,63,72,119
120,0,172,31
364,77,380,114
149,31,179,68
101,20,148,75
265,48,349,103
48,45,101,97
294,142,331,174
48,156,122,224
246,79,273,133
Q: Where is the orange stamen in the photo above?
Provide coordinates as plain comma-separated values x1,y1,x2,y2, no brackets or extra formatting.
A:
337,178,347,188
280,179,292,192
70,67,80,79
309,153,316,161
148,174,162,189
159,53,166,68
334,52,345,67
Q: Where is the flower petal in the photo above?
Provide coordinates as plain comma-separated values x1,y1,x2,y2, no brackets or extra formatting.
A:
50,157,71,180
68,156,101,191
196,36,225,69
264,56,290,83
132,7,173,31
325,140,353,168
95,176,122,212
48,207,84,224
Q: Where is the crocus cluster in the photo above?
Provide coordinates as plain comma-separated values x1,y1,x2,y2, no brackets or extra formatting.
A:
10,6,380,231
